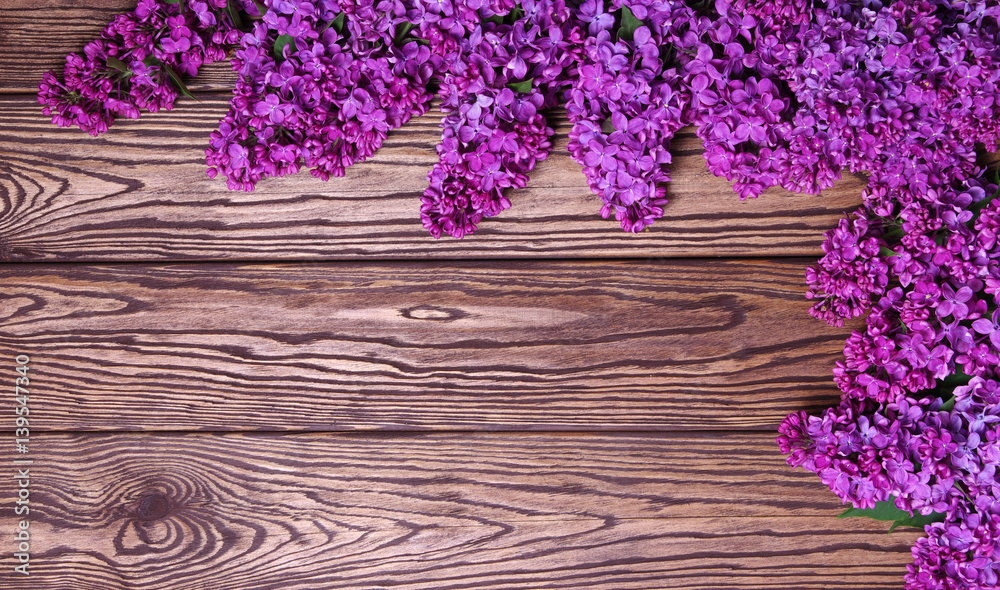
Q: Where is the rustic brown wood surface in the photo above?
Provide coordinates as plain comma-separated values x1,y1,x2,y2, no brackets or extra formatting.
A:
0,433,919,590
0,260,852,432
0,3,946,588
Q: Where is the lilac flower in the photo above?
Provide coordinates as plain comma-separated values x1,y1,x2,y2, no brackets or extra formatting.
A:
420,0,575,238
564,0,688,232
207,0,436,190
38,0,259,135
253,94,290,125
973,310,1000,351
805,213,889,326
584,141,619,172
938,285,974,320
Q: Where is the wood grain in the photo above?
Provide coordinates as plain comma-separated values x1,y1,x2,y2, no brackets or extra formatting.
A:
0,259,853,432
0,432,918,590
0,93,866,261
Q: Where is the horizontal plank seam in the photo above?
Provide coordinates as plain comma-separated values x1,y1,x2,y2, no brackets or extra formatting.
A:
0,255,823,267
7,428,790,437
0,255,824,263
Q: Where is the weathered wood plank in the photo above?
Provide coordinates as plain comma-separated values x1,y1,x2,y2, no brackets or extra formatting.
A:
0,1,237,94
0,259,852,432
0,432,918,589
0,94,865,261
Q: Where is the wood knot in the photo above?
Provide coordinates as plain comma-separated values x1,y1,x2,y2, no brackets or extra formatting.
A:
135,493,172,521
401,304,468,322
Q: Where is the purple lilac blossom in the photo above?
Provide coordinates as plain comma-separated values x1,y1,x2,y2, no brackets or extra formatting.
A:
805,213,890,327
205,0,437,190
419,0,580,238
671,0,1000,210
771,2,1000,586
37,0,259,136
783,178,1000,590
563,0,689,232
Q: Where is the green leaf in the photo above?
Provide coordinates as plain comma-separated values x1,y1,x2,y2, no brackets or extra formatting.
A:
601,117,615,134
618,5,643,41
273,34,297,61
483,15,503,25
888,511,945,533
226,0,244,30
164,0,180,3
940,370,973,389
879,245,897,258
838,500,910,521
882,225,905,242
253,0,267,16
506,78,533,93
395,21,415,40
164,65,198,101
319,13,345,35
105,56,130,73
838,500,945,534
921,372,967,409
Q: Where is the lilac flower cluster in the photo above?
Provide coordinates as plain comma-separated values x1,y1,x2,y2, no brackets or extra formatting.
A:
563,0,688,232
202,0,583,238
783,178,1000,588
39,0,1000,238
419,1,580,238
38,0,258,136
779,370,1000,588
668,0,806,200
660,0,1000,210
782,179,1000,467
804,213,889,327
205,0,437,189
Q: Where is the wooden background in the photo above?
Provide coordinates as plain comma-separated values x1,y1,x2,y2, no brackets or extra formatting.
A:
0,2,957,587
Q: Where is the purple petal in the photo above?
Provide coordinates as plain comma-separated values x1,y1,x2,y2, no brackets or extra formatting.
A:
973,319,995,335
